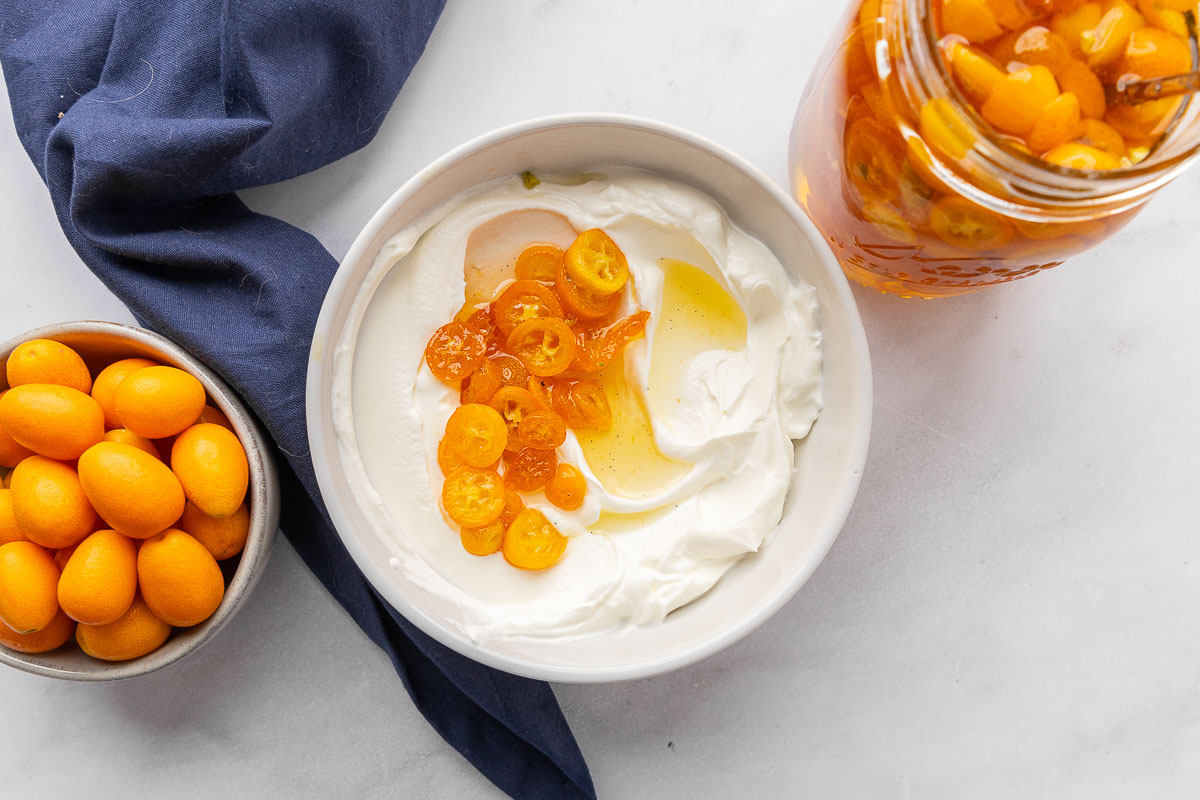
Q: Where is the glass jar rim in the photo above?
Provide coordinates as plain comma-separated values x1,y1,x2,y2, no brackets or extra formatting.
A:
908,0,1200,208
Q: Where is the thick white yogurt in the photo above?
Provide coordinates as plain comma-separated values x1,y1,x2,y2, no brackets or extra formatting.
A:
332,168,822,641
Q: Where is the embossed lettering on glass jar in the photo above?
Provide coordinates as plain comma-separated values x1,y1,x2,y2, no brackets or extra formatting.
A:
789,0,1200,298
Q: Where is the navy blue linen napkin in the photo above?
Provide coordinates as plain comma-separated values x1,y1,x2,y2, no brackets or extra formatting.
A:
0,3,595,798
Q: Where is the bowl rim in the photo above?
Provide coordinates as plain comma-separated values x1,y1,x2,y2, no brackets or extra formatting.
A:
0,320,280,681
306,112,873,682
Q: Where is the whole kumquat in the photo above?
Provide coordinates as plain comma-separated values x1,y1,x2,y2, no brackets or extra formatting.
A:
0,541,60,634
9,456,96,549
5,339,92,394
57,530,138,626
90,358,158,429
177,501,250,561
0,384,105,461
0,608,75,654
77,441,185,539
75,593,170,661
170,423,249,519
114,366,206,439
0,488,29,546
137,529,225,627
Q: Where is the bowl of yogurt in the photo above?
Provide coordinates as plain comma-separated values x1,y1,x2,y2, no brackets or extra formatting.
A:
307,114,871,682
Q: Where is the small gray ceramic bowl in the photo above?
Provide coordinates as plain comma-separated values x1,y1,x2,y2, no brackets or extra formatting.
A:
0,321,279,681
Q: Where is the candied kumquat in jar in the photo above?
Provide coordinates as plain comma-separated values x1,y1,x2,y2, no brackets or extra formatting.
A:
788,0,1200,297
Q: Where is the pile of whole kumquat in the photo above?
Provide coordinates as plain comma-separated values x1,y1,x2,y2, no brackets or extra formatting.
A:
0,338,250,661
936,0,1196,169
424,228,648,571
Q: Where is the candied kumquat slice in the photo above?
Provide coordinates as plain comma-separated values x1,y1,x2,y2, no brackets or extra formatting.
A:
461,306,491,329
1057,58,1107,118
1029,91,1082,152
982,65,1061,134
438,436,482,475
460,519,506,556
465,307,499,341
462,308,503,355
1050,2,1103,55
454,302,484,323
570,310,650,373
991,25,1072,74
987,0,1043,30
507,318,577,377
844,118,904,203
1118,26,1192,79
424,322,487,383
863,203,919,245
501,489,524,527
490,354,528,389
947,42,1007,101
555,258,622,321
1043,142,1123,169
1081,0,1146,67
441,467,506,528
492,280,565,339
1136,0,1188,37
565,229,630,295
570,325,612,374
858,0,882,31
515,244,565,283
1075,118,1128,156
517,408,567,450
550,379,612,430
919,98,976,160
490,386,541,451
1105,95,1180,138
941,0,1004,41
502,508,567,571
545,463,586,512
460,357,503,405
445,404,508,468
929,196,1016,251
527,376,554,410
502,447,557,492
1048,0,1092,10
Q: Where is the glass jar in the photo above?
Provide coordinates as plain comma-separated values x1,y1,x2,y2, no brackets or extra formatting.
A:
789,0,1200,298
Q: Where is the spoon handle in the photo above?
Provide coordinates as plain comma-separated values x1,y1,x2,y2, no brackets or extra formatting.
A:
1108,70,1200,106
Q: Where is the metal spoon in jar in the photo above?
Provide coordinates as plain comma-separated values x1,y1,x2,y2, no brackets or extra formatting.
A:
1108,70,1200,106
1108,9,1200,106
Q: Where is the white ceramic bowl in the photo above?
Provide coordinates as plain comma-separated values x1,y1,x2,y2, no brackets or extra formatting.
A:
306,114,872,682
0,321,280,681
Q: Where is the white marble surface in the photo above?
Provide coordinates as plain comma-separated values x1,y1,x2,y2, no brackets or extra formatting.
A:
3,1,1200,797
